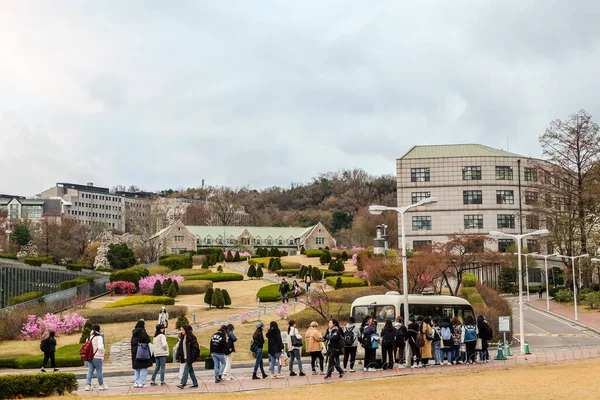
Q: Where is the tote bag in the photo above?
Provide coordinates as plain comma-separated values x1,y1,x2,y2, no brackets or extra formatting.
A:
136,343,151,360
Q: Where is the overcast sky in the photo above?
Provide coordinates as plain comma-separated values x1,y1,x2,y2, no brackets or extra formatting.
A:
1,0,600,196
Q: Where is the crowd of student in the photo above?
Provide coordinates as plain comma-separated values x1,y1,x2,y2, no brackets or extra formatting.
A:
78,308,493,390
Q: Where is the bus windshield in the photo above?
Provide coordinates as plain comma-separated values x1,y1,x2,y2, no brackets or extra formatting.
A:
352,305,396,323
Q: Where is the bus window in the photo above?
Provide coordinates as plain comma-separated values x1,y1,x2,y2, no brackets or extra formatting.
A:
442,307,453,318
352,305,395,323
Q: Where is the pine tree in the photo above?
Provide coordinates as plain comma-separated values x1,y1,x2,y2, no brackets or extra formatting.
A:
204,288,214,308
222,289,232,306
153,280,163,296
256,265,264,279
175,315,189,330
247,265,257,279
226,250,233,262
201,259,209,269
208,254,217,266
268,258,275,271
162,279,170,294
173,280,179,292
272,258,282,271
311,267,321,281
233,251,241,262
299,265,306,279
212,288,225,309
334,277,342,289
167,283,177,298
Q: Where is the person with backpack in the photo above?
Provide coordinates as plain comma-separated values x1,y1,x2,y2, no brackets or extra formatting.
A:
266,321,284,378
150,324,168,386
323,319,344,379
451,317,463,364
406,317,422,368
279,279,290,303
176,325,200,388
440,316,454,365
287,320,305,376
380,320,395,370
461,315,479,364
158,307,169,329
342,316,359,372
477,315,492,362
84,324,108,391
361,316,377,371
251,322,268,380
393,318,407,366
305,321,325,375
210,325,229,383
430,318,442,366
40,331,58,372
223,324,237,380
131,320,152,388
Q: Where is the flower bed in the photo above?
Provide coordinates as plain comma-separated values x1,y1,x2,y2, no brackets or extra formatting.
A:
138,274,184,295
21,313,87,340
105,281,137,294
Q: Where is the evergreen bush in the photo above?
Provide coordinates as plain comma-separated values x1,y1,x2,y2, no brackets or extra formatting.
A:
204,288,214,308
152,280,163,296
226,250,234,262
222,289,232,306
211,288,225,309
233,251,241,262
247,265,257,279
167,283,177,298
175,315,189,330
256,265,264,279
201,259,209,269
334,277,342,289
79,320,93,344
462,272,478,287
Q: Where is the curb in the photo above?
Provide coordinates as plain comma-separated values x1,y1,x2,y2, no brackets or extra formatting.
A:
526,302,600,336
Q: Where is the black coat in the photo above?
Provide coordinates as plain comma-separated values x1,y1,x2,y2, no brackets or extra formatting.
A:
381,326,395,347
176,334,200,365
266,327,283,356
130,328,152,369
42,337,57,354
324,326,343,352
253,330,265,348
210,331,228,354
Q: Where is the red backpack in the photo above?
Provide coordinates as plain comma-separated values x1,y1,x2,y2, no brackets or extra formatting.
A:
80,335,97,361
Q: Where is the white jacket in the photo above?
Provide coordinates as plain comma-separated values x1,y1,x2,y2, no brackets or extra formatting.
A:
287,326,303,349
152,334,169,357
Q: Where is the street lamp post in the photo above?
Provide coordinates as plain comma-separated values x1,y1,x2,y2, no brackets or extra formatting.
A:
522,253,532,302
555,253,589,321
532,252,559,311
369,196,438,367
489,229,549,355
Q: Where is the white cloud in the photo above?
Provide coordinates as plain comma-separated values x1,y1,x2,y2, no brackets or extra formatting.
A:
1,0,600,196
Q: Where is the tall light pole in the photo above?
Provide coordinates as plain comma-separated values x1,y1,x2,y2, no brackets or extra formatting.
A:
555,253,588,321
489,229,549,355
369,196,438,367
522,253,533,302
532,252,559,311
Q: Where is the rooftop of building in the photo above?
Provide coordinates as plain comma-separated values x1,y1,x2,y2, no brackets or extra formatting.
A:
57,182,111,193
185,225,316,239
399,144,526,160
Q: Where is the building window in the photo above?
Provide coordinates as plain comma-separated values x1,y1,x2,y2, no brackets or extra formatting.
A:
411,192,431,204
497,214,515,229
315,237,325,245
525,191,538,205
496,190,514,204
526,215,540,229
412,216,432,231
228,238,234,245
266,239,272,245
205,238,212,244
217,238,223,245
528,268,542,283
527,239,539,253
462,166,482,180
289,239,294,245
524,167,537,182
411,168,430,182
413,240,432,250
254,239,261,245
463,190,483,205
278,239,283,245
498,239,514,253
464,215,484,229
495,166,513,180
174,235,184,242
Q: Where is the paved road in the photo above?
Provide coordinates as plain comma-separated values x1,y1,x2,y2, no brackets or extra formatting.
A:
510,297,600,348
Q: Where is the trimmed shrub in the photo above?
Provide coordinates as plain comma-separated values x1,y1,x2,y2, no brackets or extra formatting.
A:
196,248,223,256
0,357,19,368
105,281,137,294
247,264,257,279
305,249,323,258
152,280,163,296
0,372,78,397
147,266,171,276
233,251,241,262
79,320,93,344
300,246,305,255
185,273,244,282
212,288,225,309
204,288,214,308
192,255,206,266
159,254,193,270
23,256,54,266
7,292,43,306
12,344,84,369
256,265,264,279
225,250,234,262
583,292,600,309
79,304,187,324
58,276,94,291
109,266,149,289
325,276,366,289
460,287,485,305
201,259,209,269
175,315,189,330
554,289,574,303
104,295,175,309
167,283,178,298
0,253,18,260
107,243,136,270
178,280,213,295
328,259,345,272
208,254,217,266
65,264,93,271
169,269,209,277
462,272,477,288
217,265,224,273
311,267,321,281
256,284,305,302
222,289,232,306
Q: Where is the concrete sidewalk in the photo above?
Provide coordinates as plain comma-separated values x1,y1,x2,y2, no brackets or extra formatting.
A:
528,297,600,334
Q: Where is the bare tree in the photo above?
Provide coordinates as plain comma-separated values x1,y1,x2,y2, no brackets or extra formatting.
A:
182,204,212,225
208,187,240,226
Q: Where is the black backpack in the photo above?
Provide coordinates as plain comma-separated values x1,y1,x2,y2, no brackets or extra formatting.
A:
343,327,355,347
394,328,405,346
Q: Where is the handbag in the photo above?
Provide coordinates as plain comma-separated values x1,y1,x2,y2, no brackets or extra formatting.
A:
291,335,302,347
475,338,483,351
136,343,151,360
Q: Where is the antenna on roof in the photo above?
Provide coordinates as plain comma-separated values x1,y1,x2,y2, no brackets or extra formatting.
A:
507,138,509,152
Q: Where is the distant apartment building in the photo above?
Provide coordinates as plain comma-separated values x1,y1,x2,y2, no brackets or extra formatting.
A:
0,195,60,221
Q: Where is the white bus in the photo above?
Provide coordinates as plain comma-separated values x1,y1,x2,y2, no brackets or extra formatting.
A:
351,292,475,328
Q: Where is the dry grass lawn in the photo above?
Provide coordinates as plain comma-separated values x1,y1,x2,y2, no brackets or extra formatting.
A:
31,358,600,400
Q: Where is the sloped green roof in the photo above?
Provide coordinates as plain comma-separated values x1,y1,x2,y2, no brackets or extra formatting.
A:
400,144,525,160
185,225,315,239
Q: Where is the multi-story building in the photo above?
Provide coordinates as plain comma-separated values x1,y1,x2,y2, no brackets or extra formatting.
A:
0,195,60,220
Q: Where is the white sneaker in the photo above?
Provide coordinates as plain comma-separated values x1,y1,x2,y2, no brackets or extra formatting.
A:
367,368,376,372
84,385,92,391
349,369,355,373
99,385,109,391
133,384,140,388
363,368,368,372
140,384,149,388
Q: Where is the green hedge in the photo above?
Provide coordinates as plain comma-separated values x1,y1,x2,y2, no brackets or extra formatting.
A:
256,283,305,302
460,287,484,305
0,253,18,260
305,250,324,257
178,280,213,295
79,304,188,324
147,266,171,276
159,254,193,270
7,291,43,306
58,276,94,291
109,266,150,288
0,344,85,370
185,273,244,282
65,264,93,271
104,295,175,309
275,269,300,277
462,272,477,287
0,372,78,398
325,276,366,289
170,269,210,277
0,357,19,368
23,256,54,267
